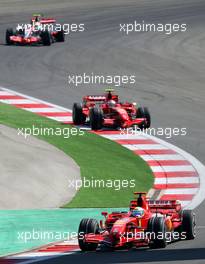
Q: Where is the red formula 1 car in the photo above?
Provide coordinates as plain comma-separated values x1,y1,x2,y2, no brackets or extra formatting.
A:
72,89,151,130
78,192,196,251
5,14,64,46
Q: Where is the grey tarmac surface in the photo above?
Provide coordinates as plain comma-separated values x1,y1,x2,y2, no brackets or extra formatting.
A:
0,125,80,209
0,0,204,263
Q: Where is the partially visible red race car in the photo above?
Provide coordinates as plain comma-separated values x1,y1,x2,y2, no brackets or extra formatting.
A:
5,14,64,46
78,192,196,251
72,89,151,130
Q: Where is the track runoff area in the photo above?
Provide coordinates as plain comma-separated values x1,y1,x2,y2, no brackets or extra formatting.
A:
0,87,205,263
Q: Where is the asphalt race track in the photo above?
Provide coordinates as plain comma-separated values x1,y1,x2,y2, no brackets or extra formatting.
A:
0,0,205,263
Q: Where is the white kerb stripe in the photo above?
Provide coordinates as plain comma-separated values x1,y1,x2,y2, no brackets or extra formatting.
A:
164,189,198,195
123,144,168,151
0,99,40,104
48,116,73,122
140,154,185,161
57,238,78,245
1,87,72,112
11,252,72,258
25,108,69,113
0,91,13,96
151,165,196,172
155,177,199,184
100,134,146,140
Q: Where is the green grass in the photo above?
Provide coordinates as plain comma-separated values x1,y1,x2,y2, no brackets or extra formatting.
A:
0,103,153,207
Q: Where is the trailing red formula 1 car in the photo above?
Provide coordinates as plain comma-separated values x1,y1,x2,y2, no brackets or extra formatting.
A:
5,14,64,46
78,192,196,251
72,89,151,130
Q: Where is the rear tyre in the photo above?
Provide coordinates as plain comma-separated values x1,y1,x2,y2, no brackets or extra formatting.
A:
6,28,13,45
137,107,151,129
89,107,103,130
78,218,99,251
72,103,86,125
148,217,167,249
41,30,51,46
182,210,196,240
55,30,65,42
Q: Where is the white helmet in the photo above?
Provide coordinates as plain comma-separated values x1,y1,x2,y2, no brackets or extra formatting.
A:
108,100,116,108
131,207,145,217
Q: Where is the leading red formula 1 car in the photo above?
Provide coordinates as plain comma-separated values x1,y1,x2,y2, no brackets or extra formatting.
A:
72,89,151,130
5,14,64,46
78,192,196,251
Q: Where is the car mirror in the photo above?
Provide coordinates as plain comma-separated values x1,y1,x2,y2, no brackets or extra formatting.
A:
101,212,108,217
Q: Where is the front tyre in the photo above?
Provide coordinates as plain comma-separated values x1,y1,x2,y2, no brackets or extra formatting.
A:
6,28,13,45
72,103,86,125
78,218,99,251
182,210,196,240
55,30,65,42
148,217,167,249
41,30,51,46
89,107,103,130
137,106,151,129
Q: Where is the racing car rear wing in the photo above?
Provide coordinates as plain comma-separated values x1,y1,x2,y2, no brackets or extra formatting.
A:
40,18,56,24
130,198,181,211
83,95,106,102
148,200,182,211
83,94,119,102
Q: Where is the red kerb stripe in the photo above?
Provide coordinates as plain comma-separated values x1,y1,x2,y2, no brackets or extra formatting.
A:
160,194,194,201
115,139,156,145
148,160,191,166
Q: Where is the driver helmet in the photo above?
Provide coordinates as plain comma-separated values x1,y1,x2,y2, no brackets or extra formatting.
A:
31,16,40,25
131,207,145,217
17,26,24,35
108,100,116,108
35,16,39,22
33,21,41,31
